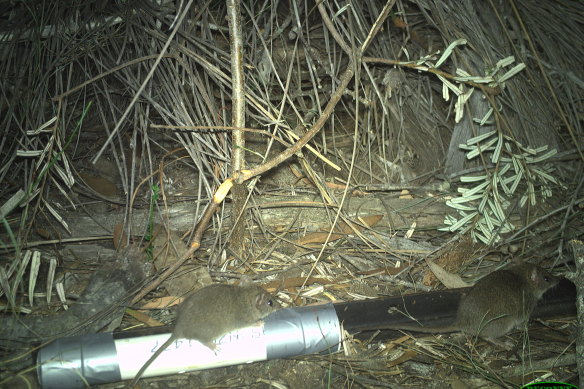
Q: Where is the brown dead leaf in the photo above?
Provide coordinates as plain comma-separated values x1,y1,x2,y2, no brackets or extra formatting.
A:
386,348,418,367
113,222,127,250
325,181,368,196
289,165,368,195
289,164,313,186
35,227,52,240
426,260,470,288
79,171,118,198
383,335,413,353
126,308,165,327
297,232,345,245
421,237,480,285
139,295,185,310
392,16,408,28
296,215,383,245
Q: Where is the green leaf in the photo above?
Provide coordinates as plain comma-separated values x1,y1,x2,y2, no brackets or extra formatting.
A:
466,130,497,145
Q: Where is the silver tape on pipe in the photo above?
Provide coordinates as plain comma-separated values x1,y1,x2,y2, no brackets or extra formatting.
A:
37,332,120,389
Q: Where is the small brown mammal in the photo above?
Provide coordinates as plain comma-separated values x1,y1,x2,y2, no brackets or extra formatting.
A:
385,263,558,343
130,283,280,387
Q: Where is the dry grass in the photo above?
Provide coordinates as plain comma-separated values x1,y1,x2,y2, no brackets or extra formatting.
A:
0,0,581,387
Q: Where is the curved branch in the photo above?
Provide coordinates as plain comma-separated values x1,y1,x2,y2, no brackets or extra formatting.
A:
132,0,397,303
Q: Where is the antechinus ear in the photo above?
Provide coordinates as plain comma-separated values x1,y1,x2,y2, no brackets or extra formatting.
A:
255,290,268,307
530,267,538,282
510,256,523,266
239,275,253,286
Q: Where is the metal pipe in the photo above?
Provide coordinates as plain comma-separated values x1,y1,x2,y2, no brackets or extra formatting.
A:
36,278,576,389
37,303,341,389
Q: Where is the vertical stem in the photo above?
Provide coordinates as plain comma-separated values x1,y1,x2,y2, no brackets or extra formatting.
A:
227,0,246,257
